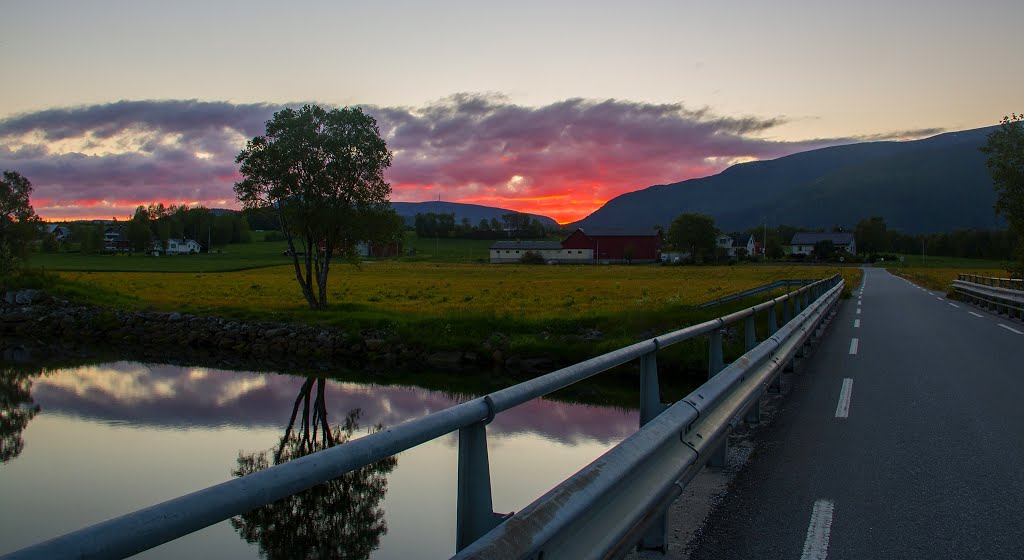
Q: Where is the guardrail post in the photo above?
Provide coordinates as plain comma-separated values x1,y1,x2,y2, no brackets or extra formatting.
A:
768,304,779,336
783,295,792,323
640,346,667,427
637,345,670,551
744,315,757,352
457,420,507,552
708,329,725,378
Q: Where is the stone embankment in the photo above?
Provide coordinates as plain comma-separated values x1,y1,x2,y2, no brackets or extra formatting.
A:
1,289,551,373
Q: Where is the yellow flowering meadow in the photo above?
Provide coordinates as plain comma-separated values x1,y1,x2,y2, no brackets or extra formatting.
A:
59,263,861,320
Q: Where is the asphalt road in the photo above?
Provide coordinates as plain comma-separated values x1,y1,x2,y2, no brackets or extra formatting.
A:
686,267,1024,560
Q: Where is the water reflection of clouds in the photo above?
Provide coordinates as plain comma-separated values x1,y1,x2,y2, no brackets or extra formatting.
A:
32,362,638,445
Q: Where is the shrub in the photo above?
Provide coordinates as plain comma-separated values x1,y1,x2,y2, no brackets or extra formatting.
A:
519,251,546,265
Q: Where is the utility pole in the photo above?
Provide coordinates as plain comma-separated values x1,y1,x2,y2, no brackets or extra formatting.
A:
763,217,768,259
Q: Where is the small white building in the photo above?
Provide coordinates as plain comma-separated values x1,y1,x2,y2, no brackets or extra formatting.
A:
151,238,202,255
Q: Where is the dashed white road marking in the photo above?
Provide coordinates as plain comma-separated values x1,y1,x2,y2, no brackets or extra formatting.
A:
948,303,960,308
800,499,836,560
854,319,861,328
936,297,944,301
968,312,984,318
849,338,859,355
856,308,861,315
835,378,854,418
998,324,1024,335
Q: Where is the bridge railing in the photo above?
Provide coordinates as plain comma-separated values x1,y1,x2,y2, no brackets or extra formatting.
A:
697,278,813,308
2,275,844,560
953,274,1024,320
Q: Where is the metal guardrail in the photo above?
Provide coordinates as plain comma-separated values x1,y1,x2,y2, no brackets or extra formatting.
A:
697,279,813,308
953,274,1024,320
2,275,844,560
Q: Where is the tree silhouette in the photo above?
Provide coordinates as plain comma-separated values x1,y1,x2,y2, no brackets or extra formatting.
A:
231,377,397,560
0,367,41,463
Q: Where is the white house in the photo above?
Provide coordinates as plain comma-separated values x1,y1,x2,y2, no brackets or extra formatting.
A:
715,234,734,255
716,234,756,257
151,238,202,255
789,232,857,256
45,224,73,241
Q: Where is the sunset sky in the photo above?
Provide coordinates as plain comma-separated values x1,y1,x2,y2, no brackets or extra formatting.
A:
2,0,1021,224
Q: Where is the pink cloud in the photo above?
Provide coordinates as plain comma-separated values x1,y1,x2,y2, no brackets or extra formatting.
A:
0,97,943,223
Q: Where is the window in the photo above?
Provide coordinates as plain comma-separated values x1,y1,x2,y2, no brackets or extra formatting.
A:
578,250,583,254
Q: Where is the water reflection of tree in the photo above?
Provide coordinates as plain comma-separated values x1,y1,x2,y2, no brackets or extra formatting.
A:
1,367,41,464
232,377,397,560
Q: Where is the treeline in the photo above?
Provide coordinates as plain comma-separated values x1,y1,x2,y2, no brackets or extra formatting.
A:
413,212,550,239
58,205,252,254
889,229,1016,260
123,204,252,253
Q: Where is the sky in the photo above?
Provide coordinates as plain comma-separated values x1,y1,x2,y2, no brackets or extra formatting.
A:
1,0,1021,224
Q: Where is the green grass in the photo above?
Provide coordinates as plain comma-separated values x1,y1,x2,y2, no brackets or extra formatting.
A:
27,239,293,273
875,253,1014,270
397,232,518,263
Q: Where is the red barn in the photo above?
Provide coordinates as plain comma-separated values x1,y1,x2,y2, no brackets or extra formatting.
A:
561,228,662,263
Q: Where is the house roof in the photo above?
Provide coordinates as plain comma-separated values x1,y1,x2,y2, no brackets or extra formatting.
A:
730,234,752,246
490,240,563,250
790,232,855,245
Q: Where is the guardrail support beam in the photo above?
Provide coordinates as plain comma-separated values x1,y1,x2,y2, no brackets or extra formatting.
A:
708,330,725,378
456,422,506,552
640,350,667,427
745,315,757,352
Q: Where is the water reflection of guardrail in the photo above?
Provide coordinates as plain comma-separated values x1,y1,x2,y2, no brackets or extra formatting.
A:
2,275,844,560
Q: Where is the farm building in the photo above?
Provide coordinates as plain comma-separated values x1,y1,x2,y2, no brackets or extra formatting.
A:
490,228,662,264
790,232,857,256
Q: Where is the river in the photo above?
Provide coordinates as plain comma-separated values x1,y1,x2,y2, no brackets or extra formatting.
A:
0,361,639,558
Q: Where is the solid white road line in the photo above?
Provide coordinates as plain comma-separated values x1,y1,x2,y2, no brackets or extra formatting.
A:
948,303,960,308
800,499,836,560
998,324,1024,335
854,319,861,328
849,338,859,355
969,312,984,318
835,378,853,418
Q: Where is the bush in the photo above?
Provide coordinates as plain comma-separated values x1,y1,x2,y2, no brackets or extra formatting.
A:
520,251,546,264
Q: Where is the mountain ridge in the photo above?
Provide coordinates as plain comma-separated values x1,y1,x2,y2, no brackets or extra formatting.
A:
573,126,1001,234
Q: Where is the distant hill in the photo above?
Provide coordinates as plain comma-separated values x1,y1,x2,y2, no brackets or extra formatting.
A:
574,127,1002,234
390,201,559,229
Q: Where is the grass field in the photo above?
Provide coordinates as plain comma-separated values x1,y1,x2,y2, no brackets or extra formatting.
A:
875,253,1013,292
15,233,866,364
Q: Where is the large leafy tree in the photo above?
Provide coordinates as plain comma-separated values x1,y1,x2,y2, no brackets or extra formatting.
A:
235,105,397,309
0,170,42,276
666,212,717,263
231,380,397,560
981,114,1024,275
854,216,890,255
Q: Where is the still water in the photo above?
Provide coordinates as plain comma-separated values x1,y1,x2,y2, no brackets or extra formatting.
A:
0,362,638,558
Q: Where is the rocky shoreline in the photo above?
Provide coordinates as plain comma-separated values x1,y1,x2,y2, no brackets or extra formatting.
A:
1,289,558,375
